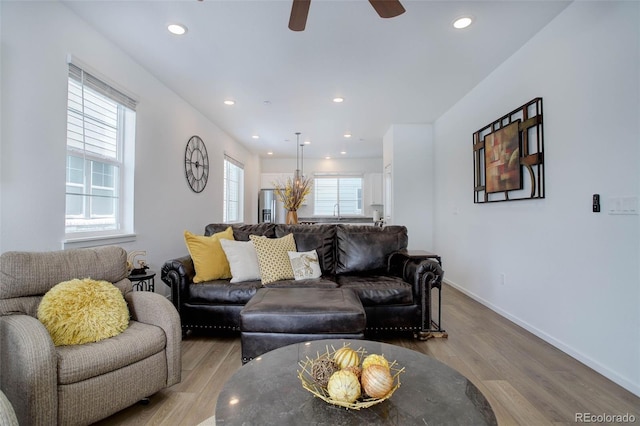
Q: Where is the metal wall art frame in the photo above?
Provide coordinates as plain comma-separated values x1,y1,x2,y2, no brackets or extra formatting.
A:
473,97,545,203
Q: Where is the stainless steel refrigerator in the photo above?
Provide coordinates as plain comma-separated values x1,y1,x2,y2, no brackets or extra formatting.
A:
258,189,285,223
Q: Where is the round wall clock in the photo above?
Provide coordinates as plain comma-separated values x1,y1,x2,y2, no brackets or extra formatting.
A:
184,135,209,193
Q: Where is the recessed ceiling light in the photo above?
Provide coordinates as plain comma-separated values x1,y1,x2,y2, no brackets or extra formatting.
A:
453,16,473,29
333,97,344,103
343,133,352,138
304,140,311,145
325,156,331,160
252,135,260,139
267,151,273,155
167,24,187,35
340,151,347,155
223,100,235,106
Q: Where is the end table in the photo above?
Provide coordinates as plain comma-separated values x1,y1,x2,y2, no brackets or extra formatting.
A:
129,270,156,292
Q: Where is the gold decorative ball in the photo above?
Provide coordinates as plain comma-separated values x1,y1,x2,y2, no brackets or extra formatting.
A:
342,365,362,380
333,347,360,369
362,354,390,371
361,365,394,399
327,370,361,403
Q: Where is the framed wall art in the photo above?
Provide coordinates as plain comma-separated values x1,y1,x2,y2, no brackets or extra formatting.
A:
473,98,544,203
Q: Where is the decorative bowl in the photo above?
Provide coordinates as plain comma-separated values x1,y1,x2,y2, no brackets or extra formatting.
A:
297,344,405,410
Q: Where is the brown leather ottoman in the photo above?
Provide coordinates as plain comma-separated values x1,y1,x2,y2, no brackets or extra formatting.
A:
240,288,366,363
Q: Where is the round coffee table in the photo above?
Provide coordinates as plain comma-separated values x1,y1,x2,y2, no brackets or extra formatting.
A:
216,339,497,425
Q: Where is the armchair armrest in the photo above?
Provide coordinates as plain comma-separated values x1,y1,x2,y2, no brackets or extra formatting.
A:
160,255,195,314
126,292,182,387
0,315,57,425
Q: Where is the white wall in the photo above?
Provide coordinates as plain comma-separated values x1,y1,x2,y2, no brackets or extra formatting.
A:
433,1,639,395
383,124,434,250
0,2,259,295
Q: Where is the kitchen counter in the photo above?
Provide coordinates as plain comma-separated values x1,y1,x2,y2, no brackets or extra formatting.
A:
297,217,374,225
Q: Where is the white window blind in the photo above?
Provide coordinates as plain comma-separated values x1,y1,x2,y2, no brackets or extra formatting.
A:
65,63,137,235
313,176,363,216
224,155,244,223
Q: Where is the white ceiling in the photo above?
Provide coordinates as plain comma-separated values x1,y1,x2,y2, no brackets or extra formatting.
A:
64,0,571,159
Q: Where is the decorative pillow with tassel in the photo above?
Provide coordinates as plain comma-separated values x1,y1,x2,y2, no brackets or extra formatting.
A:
37,278,130,346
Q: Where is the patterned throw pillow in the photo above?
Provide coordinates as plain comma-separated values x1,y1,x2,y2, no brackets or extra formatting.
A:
249,233,297,284
288,250,322,280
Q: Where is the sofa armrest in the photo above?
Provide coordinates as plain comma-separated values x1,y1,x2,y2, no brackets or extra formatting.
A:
0,315,57,425
126,291,182,387
388,253,444,334
160,255,195,314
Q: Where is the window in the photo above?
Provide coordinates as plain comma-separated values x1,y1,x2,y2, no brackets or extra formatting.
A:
65,63,136,236
313,176,363,216
223,155,244,222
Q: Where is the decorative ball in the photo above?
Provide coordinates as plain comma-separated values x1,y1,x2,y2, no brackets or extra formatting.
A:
342,365,362,380
311,357,339,387
361,365,394,399
333,346,360,369
327,370,361,403
362,354,390,371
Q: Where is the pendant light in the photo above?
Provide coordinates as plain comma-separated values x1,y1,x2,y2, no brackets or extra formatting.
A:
294,132,303,187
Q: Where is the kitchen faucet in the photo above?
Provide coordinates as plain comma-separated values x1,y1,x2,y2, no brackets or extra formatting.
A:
333,203,341,219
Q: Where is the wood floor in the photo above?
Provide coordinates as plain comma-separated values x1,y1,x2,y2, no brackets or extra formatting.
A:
95,284,640,425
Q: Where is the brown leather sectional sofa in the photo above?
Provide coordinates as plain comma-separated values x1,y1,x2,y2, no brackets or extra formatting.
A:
161,223,444,339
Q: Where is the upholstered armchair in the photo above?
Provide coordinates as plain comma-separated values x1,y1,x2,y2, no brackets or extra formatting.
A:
0,246,181,425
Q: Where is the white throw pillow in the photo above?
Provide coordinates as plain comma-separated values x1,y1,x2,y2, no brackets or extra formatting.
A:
219,239,261,283
288,250,322,280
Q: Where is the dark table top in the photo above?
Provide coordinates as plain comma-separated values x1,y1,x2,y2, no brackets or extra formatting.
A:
215,339,497,425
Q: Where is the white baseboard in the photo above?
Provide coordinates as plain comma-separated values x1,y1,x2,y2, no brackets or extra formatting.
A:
443,278,640,397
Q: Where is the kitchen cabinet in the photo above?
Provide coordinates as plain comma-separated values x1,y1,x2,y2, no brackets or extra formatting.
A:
369,172,383,205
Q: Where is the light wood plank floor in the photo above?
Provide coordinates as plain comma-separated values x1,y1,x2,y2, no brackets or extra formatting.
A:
95,284,640,425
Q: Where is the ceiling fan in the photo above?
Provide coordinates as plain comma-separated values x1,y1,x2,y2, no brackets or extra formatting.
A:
289,0,406,31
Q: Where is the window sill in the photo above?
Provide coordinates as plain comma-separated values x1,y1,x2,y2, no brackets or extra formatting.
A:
62,233,137,250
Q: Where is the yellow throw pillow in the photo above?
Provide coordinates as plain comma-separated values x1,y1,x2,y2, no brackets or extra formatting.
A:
250,233,297,285
184,227,234,282
37,278,129,346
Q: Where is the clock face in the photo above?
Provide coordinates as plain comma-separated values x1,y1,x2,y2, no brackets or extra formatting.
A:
184,135,209,193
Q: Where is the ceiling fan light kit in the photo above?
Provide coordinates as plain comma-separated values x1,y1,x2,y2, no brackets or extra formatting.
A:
289,0,405,31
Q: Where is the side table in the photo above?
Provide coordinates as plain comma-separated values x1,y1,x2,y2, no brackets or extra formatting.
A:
129,270,156,292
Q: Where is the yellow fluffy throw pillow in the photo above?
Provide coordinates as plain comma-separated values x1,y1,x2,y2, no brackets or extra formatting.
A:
249,233,297,284
184,227,234,282
37,278,129,346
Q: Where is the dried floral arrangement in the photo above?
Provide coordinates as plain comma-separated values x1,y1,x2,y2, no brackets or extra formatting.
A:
274,176,313,211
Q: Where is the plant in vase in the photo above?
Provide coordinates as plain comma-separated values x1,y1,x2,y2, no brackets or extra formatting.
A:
274,176,312,224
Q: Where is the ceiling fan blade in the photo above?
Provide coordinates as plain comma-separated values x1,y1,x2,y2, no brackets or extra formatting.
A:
289,0,311,31
368,0,405,19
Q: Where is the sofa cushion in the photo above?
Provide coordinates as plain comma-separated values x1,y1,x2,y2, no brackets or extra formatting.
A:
188,280,262,304
55,320,166,384
220,239,261,283
263,277,339,288
288,250,322,280
337,273,413,306
184,228,234,282
250,234,297,284
205,223,276,241
275,224,336,275
336,225,408,274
